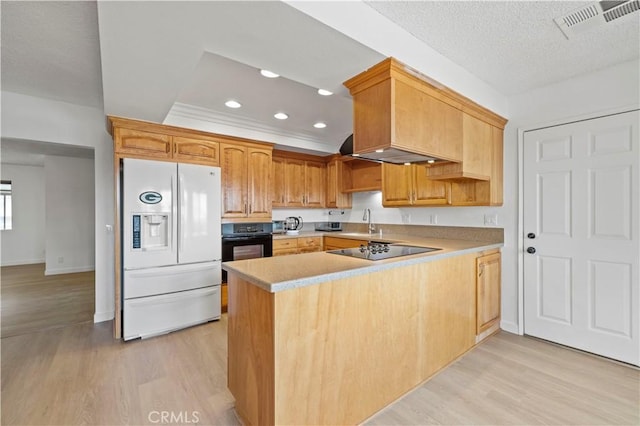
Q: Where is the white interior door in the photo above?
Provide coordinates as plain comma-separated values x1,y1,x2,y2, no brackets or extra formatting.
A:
523,110,639,366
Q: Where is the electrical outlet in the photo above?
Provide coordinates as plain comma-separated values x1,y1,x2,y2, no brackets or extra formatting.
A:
402,213,411,223
431,214,438,225
484,214,498,226
57,256,64,264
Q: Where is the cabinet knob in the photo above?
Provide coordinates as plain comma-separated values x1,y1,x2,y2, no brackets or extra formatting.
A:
526,247,536,254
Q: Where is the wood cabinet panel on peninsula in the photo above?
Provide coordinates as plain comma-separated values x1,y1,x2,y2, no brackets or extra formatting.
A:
221,143,272,219
226,251,478,425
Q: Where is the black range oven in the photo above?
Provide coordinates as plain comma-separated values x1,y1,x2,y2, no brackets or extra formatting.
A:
221,222,273,283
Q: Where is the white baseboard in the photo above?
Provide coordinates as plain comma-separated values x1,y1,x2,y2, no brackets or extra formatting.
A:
500,320,520,335
1,258,45,267
94,310,114,323
44,265,95,276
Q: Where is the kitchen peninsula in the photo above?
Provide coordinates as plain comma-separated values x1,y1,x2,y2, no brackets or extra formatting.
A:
223,230,502,425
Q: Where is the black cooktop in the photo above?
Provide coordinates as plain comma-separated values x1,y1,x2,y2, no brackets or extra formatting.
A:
327,243,441,261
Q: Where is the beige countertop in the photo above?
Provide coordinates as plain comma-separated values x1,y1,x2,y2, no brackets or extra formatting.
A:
223,232,502,293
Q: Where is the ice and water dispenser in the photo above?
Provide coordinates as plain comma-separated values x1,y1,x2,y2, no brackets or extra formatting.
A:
131,213,170,251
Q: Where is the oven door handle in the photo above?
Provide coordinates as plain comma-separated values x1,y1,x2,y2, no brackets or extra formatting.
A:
222,236,269,241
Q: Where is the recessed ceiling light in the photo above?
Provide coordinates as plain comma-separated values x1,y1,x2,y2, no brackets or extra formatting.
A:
260,69,279,78
274,112,289,120
313,122,327,129
317,89,333,96
375,149,384,153
224,100,242,109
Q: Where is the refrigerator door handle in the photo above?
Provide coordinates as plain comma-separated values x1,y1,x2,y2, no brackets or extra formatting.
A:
178,172,184,256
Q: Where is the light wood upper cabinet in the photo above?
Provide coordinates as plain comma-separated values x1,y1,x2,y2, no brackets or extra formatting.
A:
284,158,306,207
273,152,326,209
326,158,352,209
111,118,221,166
343,58,463,163
173,136,220,166
304,160,326,208
247,148,272,217
343,58,507,207
221,143,272,218
427,113,492,181
114,128,172,159
477,251,501,336
382,163,450,207
272,156,286,207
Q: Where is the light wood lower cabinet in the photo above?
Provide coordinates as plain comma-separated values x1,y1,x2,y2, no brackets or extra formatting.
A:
227,253,477,425
273,237,323,256
477,251,501,337
323,236,367,251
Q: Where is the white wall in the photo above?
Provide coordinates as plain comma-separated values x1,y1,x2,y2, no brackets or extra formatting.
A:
1,91,115,322
0,164,46,266
504,58,640,333
44,156,95,275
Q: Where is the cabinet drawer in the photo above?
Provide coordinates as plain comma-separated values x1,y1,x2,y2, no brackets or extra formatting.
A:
173,136,219,165
273,247,299,256
323,237,367,249
273,239,297,250
115,128,171,158
298,237,322,248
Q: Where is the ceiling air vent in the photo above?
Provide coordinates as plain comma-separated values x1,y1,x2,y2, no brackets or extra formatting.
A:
554,0,639,39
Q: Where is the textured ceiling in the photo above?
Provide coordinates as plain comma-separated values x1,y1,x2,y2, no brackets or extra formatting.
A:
1,1,639,158
365,1,640,95
0,1,103,108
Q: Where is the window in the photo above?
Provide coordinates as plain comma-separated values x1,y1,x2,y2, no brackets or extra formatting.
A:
1,180,12,230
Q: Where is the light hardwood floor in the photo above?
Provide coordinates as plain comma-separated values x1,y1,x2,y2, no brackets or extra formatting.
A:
1,263,95,338
1,319,638,425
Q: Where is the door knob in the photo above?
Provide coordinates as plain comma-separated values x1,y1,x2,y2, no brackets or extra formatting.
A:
526,247,536,254
527,233,536,239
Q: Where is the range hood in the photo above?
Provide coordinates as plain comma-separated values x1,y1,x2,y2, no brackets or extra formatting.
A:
339,134,442,164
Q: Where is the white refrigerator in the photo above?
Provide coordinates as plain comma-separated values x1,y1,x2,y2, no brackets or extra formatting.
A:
122,158,222,340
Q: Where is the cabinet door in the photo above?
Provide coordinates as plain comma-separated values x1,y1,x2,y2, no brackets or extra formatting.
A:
247,148,272,218
272,156,286,207
284,159,305,207
114,128,171,158
304,160,326,208
412,164,451,206
326,160,338,208
381,164,412,206
298,237,322,252
489,126,504,206
477,252,501,334
173,136,219,166
220,144,248,217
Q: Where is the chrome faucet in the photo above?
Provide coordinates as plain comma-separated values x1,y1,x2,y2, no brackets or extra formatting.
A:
363,208,375,234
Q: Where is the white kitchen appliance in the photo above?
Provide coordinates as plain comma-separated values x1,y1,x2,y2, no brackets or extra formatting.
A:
122,158,222,340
